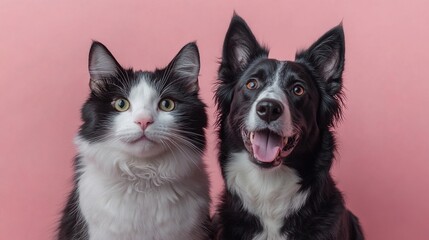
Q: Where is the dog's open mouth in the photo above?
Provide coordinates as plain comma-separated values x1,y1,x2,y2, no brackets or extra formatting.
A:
242,128,298,168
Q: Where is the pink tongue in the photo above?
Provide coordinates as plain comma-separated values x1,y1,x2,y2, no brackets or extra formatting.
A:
251,131,282,163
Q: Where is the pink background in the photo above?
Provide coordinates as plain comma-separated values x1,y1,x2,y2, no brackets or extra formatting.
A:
1,0,428,239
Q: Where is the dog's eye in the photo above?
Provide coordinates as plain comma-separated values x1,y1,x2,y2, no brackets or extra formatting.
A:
112,98,130,112
246,79,259,90
293,85,305,96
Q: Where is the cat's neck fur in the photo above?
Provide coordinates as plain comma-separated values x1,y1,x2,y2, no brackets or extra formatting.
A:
74,135,204,192
75,136,210,240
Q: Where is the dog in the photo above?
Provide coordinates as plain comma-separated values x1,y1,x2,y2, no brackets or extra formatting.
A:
213,13,364,240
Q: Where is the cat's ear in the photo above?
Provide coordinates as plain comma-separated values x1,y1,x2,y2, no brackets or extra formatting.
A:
167,42,200,92
88,41,122,94
220,13,268,76
296,24,345,95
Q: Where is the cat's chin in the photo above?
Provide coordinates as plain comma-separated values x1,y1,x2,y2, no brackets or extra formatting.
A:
126,135,152,145
122,140,167,159
76,135,167,161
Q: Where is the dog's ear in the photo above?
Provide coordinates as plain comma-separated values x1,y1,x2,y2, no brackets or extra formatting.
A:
88,41,124,96
220,13,268,78
216,14,268,124
296,24,345,95
164,42,200,93
296,24,345,125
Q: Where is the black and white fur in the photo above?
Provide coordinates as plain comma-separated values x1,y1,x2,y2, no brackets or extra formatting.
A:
57,41,211,240
214,14,364,240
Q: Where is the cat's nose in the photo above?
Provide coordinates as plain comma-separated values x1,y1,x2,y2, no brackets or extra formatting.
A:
135,118,153,130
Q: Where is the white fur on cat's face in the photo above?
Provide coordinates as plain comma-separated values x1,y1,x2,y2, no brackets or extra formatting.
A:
111,76,174,158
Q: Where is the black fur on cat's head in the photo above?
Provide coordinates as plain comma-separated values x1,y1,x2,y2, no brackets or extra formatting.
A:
78,41,207,159
215,13,345,178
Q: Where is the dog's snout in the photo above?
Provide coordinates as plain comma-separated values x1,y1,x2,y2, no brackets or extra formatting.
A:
256,99,283,123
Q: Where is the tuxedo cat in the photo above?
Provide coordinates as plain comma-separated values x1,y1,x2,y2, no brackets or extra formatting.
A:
57,41,211,240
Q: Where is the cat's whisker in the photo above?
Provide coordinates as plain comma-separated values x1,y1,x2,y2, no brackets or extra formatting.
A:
160,75,192,96
159,57,176,94
159,137,200,171
158,131,203,151
123,70,133,93
163,138,200,169
167,128,205,137
159,139,179,165
158,131,205,148
116,69,129,89
159,135,205,164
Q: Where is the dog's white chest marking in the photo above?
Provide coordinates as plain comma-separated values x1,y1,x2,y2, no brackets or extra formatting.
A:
226,151,309,240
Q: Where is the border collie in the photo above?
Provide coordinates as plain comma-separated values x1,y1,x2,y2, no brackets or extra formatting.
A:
213,14,364,240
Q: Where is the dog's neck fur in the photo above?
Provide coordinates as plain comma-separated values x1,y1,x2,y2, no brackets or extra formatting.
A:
286,128,336,178
219,125,337,239
225,151,310,240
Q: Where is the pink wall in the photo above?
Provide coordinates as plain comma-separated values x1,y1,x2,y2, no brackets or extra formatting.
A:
1,0,428,239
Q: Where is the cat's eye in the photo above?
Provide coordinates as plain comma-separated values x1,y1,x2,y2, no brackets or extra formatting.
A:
112,98,130,112
292,85,305,96
159,98,175,112
246,79,259,90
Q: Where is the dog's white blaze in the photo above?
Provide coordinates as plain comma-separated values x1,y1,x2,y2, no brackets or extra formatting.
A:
74,77,210,240
246,62,294,136
226,151,309,240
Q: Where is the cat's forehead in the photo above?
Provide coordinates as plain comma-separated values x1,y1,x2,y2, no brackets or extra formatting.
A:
128,73,158,102
133,70,164,91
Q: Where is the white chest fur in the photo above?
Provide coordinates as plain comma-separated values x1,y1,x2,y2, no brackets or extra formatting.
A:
226,152,309,240
76,140,210,240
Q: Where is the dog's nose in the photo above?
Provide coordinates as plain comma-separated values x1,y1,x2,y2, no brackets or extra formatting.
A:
256,99,283,123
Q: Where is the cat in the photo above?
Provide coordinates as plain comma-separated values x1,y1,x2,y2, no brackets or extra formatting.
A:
57,41,211,240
